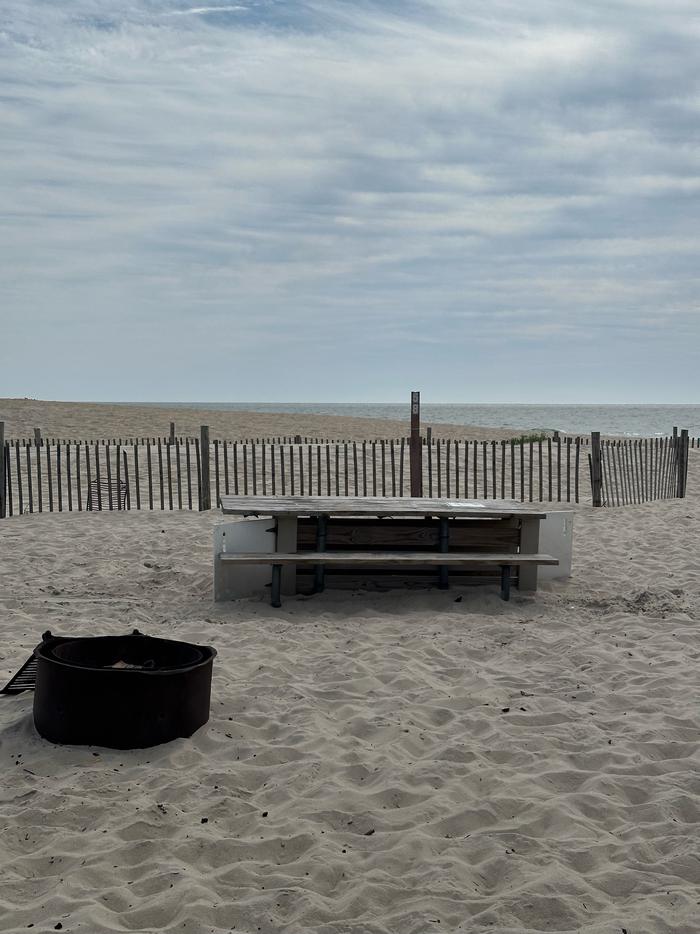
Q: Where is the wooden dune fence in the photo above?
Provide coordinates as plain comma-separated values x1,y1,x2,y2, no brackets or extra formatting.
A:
0,428,690,518
594,433,689,507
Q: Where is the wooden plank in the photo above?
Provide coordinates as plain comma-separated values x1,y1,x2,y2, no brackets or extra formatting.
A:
134,442,141,510
538,440,544,502
380,438,386,496
326,444,331,496
519,441,524,502
65,443,72,512
80,444,88,512
94,443,103,510
173,440,181,510
464,441,469,500
186,438,193,510
399,438,405,497
220,495,548,519
123,450,131,509
194,437,202,510
221,550,558,566
362,441,367,496
0,422,5,518
146,440,154,510
679,429,689,497
26,444,33,513
35,435,43,512
427,437,433,497
200,426,211,510
115,443,121,510
436,438,442,498
4,441,11,516
263,443,268,496
280,443,286,495
156,439,164,510
632,440,642,504
574,439,580,504
590,432,603,507
15,442,23,515
105,443,114,510
354,442,360,496
492,441,497,501
223,441,230,495
334,444,340,497
296,518,520,550
290,445,295,496
344,442,349,496
214,439,221,504
252,442,258,496
166,440,173,510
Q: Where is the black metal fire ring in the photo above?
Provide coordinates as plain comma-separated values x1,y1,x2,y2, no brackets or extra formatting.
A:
33,629,217,750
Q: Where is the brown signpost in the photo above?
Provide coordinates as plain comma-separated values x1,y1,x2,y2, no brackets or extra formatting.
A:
409,391,423,497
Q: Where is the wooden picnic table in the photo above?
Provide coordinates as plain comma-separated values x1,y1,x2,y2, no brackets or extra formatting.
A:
216,496,556,605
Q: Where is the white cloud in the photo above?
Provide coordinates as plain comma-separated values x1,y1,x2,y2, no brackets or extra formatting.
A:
1,0,700,399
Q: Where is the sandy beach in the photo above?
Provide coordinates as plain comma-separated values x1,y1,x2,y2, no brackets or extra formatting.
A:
0,408,698,933
0,399,531,443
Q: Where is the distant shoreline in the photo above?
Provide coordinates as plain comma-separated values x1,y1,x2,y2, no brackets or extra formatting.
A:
2,398,698,439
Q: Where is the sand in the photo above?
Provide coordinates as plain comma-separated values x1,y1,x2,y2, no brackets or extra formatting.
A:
0,399,532,443
0,414,698,932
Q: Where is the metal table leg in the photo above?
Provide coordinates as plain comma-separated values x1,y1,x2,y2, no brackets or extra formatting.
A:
271,564,282,607
500,565,511,601
438,517,449,589
314,515,328,593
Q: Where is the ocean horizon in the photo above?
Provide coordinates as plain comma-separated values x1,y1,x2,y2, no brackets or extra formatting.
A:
118,402,700,438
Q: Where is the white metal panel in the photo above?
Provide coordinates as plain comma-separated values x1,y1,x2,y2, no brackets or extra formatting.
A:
214,519,277,601
538,511,574,580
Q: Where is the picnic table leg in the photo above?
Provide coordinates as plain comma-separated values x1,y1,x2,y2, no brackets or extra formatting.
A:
276,516,298,595
271,564,282,607
314,515,328,593
500,565,511,601
438,517,449,589
518,516,540,592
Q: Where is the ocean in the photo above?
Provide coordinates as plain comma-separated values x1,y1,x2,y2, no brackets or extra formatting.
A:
128,403,700,438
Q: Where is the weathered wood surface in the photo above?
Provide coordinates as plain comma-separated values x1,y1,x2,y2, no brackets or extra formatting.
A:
296,517,520,550
220,495,548,519
220,551,558,566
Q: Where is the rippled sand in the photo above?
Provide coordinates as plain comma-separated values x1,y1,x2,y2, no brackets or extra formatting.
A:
1,458,698,933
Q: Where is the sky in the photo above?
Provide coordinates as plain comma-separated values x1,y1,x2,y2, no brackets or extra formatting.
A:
2,0,700,403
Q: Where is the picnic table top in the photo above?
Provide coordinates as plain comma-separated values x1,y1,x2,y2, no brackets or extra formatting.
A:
219,495,549,519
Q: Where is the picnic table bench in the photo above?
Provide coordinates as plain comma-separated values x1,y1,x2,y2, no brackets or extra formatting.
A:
216,496,563,606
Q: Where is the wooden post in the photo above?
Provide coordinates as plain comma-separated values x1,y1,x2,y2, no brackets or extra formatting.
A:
678,429,689,497
0,421,5,519
169,421,175,445
409,391,422,497
34,427,43,447
200,425,211,510
590,431,603,507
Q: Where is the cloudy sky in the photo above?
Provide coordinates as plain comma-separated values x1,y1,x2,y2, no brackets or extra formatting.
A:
2,0,699,402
